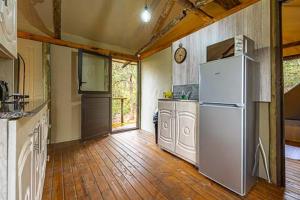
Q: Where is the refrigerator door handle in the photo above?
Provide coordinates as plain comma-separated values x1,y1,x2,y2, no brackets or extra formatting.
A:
199,103,244,108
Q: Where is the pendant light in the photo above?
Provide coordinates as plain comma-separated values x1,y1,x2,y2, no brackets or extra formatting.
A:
141,1,151,23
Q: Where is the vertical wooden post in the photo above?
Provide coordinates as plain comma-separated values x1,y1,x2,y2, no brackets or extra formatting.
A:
269,0,285,186
121,98,124,124
53,0,61,39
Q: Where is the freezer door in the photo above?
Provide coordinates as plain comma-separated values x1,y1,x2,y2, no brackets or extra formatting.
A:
199,56,244,105
199,104,244,195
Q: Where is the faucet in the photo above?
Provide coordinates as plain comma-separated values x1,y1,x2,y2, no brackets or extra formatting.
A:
181,91,192,100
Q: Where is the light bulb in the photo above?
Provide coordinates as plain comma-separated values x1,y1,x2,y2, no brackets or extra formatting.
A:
141,6,151,23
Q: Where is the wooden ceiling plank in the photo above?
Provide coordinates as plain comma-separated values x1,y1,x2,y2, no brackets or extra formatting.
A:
176,0,214,19
283,40,300,49
152,0,176,35
214,0,241,10
17,31,138,62
53,0,61,39
283,53,300,60
140,0,260,59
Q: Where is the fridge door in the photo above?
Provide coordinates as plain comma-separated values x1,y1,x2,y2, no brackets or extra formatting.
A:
199,55,244,105
199,104,244,195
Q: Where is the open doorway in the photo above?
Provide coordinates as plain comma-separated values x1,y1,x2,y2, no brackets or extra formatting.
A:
283,59,300,157
282,0,300,192
112,60,139,132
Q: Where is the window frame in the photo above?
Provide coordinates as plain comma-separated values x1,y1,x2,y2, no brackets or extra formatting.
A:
78,49,112,94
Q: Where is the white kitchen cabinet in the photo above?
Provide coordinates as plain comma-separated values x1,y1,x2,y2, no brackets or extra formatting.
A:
16,130,34,200
158,101,176,152
158,100,198,164
0,0,17,58
175,102,198,163
7,105,49,200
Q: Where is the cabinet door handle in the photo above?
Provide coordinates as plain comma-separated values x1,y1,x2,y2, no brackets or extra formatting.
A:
33,144,39,151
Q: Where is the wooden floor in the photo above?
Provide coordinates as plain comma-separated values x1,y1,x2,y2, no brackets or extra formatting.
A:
42,130,300,200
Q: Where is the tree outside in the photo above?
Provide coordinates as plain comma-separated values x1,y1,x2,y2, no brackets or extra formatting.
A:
112,61,137,130
283,59,300,93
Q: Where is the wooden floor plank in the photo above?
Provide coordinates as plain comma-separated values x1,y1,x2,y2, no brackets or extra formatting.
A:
62,148,77,200
42,130,299,200
113,133,242,200
75,144,104,200
81,143,117,200
93,140,152,199
86,142,130,200
100,138,168,200
109,135,233,200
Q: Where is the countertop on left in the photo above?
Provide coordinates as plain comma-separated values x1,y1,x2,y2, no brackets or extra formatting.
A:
0,100,49,120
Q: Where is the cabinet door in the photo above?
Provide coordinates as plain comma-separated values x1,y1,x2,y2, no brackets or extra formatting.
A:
175,102,198,163
17,134,33,200
0,0,17,58
32,124,42,200
158,101,176,152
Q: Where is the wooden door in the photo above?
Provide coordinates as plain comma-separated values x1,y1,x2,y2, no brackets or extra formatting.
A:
175,102,198,163
79,51,112,140
81,94,111,140
158,101,176,152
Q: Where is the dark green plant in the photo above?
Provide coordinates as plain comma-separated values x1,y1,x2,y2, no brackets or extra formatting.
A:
283,59,300,93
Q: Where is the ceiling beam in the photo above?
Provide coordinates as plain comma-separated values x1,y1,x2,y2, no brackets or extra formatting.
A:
52,0,61,39
140,0,260,59
283,53,300,61
283,40,300,49
214,0,241,10
138,0,216,55
194,0,214,8
152,0,176,35
176,0,214,19
136,10,188,55
18,31,138,62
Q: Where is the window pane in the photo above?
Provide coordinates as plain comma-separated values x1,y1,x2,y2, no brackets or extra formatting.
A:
81,53,109,92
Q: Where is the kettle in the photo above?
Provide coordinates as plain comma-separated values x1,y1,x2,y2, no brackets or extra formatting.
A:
0,81,9,102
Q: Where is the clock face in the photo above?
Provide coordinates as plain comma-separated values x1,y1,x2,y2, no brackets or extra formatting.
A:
174,47,187,64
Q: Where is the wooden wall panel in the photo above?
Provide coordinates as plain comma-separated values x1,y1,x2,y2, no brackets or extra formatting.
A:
172,0,271,102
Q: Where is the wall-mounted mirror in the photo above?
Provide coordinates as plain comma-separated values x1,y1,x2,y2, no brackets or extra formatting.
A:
78,50,111,93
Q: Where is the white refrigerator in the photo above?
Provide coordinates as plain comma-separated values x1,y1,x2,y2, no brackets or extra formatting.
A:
198,55,258,196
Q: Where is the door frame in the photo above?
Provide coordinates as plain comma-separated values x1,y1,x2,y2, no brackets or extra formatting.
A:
111,60,141,133
273,0,285,187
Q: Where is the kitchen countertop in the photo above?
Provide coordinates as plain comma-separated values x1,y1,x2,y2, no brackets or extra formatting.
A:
0,99,49,120
158,98,199,102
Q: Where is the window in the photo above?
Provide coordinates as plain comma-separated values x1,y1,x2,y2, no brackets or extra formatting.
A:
78,50,111,93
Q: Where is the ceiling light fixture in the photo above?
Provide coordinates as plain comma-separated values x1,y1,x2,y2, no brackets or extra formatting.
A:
141,2,151,23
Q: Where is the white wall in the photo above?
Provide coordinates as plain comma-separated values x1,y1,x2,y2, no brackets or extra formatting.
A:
51,45,81,143
17,39,44,102
141,48,172,133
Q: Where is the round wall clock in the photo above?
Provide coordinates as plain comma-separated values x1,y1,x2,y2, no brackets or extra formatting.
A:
174,43,187,64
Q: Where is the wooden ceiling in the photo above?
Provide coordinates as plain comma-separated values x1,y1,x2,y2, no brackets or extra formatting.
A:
18,0,300,61
139,0,260,59
282,0,300,59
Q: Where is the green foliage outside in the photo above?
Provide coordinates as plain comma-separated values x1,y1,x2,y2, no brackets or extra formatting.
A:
283,59,300,93
112,62,137,126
